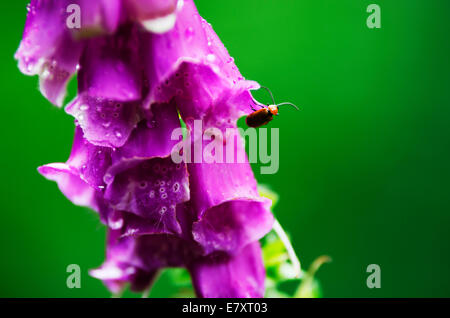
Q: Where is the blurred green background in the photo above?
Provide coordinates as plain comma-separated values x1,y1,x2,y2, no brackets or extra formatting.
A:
1,0,449,297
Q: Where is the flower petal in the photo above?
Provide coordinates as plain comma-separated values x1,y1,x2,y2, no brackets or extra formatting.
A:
65,25,143,148
15,0,83,106
67,126,112,188
99,200,194,239
38,163,100,209
66,95,141,148
187,128,273,253
77,25,141,101
131,234,198,270
104,157,189,235
16,0,68,76
108,101,181,173
90,229,158,293
192,200,272,255
189,242,266,298
38,126,111,210
141,0,259,123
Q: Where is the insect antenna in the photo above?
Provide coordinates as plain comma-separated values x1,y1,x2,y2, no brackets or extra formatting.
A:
276,102,300,111
260,86,276,105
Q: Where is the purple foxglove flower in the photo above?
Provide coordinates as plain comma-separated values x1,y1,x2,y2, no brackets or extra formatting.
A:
19,0,274,298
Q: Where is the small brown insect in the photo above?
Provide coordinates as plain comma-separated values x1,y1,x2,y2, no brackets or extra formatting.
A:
246,86,299,128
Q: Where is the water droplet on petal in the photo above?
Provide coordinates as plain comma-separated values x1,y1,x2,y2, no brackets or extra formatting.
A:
185,26,195,39
104,173,113,184
139,181,147,189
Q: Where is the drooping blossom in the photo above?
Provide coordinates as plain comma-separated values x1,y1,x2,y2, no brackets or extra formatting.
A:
17,0,273,297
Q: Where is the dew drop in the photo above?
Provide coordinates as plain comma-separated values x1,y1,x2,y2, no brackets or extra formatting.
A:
139,181,147,189
103,173,113,184
159,206,167,215
185,26,195,39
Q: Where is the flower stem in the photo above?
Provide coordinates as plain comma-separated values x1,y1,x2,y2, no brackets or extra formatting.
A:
272,219,302,278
